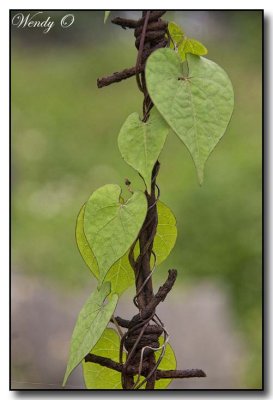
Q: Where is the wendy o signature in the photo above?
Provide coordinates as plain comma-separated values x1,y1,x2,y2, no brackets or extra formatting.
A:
11,12,75,34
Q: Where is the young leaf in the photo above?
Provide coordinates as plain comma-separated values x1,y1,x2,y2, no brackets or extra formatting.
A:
82,328,177,389
168,21,184,48
82,328,123,389
118,109,169,193
146,49,234,184
84,184,147,281
63,282,118,386
153,201,177,265
104,11,111,23
179,37,208,61
168,22,207,61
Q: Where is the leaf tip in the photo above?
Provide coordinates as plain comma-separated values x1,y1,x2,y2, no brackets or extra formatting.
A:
104,11,111,24
62,370,68,387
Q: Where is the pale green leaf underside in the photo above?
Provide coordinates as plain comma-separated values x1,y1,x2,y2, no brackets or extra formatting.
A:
63,283,118,386
76,204,134,295
146,48,234,183
84,184,147,282
82,328,176,389
104,11,111,23
77,200,176,295
118,109,169,193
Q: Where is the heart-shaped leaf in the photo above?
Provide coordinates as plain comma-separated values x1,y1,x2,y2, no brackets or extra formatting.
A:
153,201,177,265
82,328,177,389
82,328,123,389
118,109,169,193
76,204,135,295
153,336,177,389
76,200,176,295
146,48,234,183
63,282,118,386
84,184,147,281
104,254,134,296
76,204,99,279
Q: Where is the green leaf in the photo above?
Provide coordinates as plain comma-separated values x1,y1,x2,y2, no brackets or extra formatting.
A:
82,328,123,389
82,329,177,389
168,21,184,48
76,204,99,279
76,204,134,295
63,282,118,386
104,11,111,23
84,184,147,281
134,200,177,265
179,37,208,61
105,254,135,295
76,204,135,297
154,336,177,389
76,200,175,295
168,21,207,61
118,109,169,193
133,200,177,265
153,201,177,265
146,49,234,184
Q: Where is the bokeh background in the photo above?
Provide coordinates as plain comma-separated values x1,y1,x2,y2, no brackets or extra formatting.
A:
11,10,262,390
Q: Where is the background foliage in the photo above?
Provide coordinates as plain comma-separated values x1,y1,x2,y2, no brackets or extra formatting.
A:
11,10,262,388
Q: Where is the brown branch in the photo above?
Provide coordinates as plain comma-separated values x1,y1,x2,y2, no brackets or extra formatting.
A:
136,11,166,26
135,30,166,49
142,269,177,319
112,316,131,328
97,65,144,89
156,369,207,379
84,355,206,380
84,354,123,372
111,17,138,29
134,20,167,36
85,353,149,375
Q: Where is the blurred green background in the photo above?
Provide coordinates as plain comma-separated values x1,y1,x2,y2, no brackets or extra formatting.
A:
11,10,262,389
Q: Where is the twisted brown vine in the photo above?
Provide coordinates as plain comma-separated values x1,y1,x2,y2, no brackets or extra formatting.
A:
85,10,206,390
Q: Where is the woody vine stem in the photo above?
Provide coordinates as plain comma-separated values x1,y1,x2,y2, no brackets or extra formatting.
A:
63,9,234,391
87,11,205,389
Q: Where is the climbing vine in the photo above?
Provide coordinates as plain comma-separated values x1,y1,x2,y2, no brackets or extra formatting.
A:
63,10,234,390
